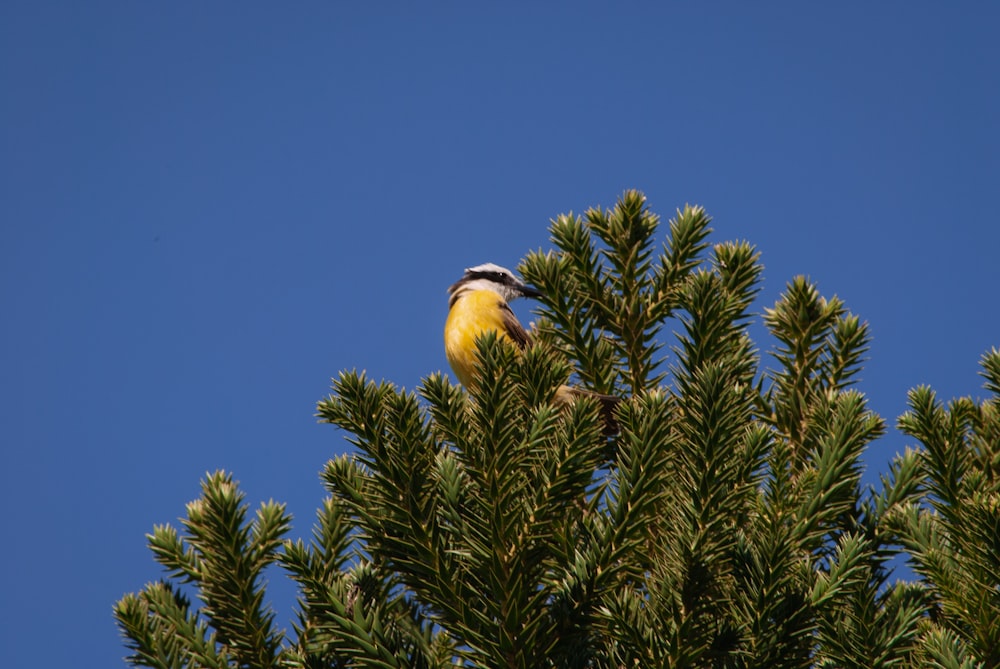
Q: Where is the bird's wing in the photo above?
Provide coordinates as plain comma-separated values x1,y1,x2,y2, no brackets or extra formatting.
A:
500,302,532,350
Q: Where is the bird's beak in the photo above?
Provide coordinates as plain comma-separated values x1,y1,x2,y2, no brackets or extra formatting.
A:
519,283,544,300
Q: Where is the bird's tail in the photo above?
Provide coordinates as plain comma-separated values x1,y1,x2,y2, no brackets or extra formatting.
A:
554,385,622,436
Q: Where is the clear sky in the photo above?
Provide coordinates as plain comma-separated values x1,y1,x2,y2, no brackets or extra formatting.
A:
2,3,998,666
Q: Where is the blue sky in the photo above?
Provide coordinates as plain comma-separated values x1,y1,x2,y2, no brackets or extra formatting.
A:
2,3,998,666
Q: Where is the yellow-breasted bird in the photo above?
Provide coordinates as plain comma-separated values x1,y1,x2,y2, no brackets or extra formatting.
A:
444,262,620,433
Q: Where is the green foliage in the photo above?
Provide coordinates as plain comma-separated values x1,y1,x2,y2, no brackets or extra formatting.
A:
892,347,1000,667
117,191,999,668
115,472,289,668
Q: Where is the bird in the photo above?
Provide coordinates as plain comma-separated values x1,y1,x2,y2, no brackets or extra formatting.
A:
444,262,620,433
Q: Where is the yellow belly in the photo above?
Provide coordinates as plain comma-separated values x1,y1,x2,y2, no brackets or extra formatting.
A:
444,290,512,389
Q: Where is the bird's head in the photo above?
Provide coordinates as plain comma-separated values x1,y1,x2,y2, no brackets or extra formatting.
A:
448,262,543,304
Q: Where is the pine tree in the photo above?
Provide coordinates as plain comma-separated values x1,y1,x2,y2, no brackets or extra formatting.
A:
115,191,1000,668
